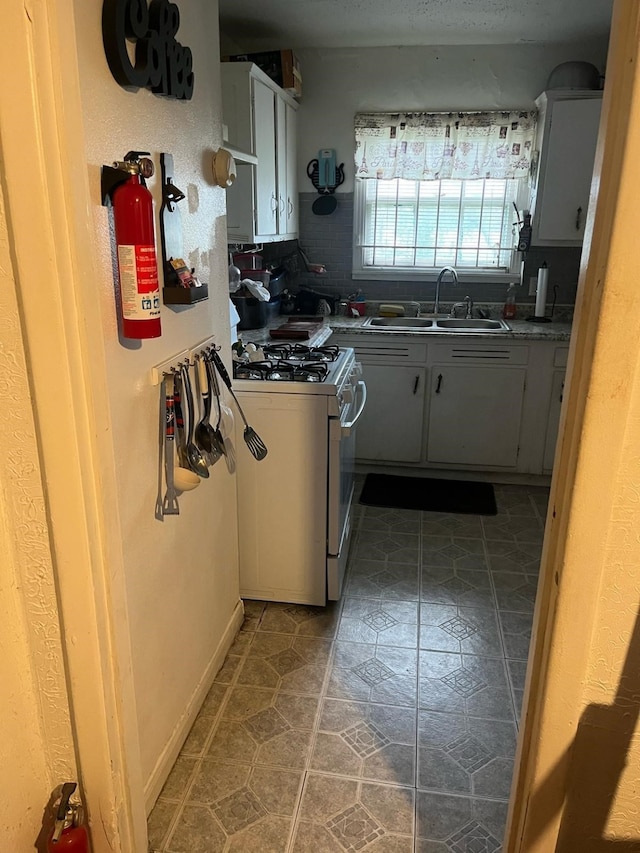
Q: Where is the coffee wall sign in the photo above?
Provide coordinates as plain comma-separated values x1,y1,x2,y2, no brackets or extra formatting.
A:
102,0,194,100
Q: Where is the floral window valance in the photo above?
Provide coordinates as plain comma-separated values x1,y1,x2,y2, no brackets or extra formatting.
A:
354,110,537,181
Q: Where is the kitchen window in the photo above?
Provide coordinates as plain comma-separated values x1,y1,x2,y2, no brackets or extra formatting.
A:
352,110,537,281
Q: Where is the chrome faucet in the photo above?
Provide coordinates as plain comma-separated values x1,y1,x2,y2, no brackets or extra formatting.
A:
450,295,474,319
433,266,458,316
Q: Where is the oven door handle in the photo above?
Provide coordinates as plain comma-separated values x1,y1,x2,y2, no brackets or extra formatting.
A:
342,381,367,437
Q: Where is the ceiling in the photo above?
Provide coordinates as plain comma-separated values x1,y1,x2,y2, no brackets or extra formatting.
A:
218,0,613,51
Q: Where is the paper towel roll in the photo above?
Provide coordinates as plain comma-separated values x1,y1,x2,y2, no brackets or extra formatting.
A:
535,265,549,317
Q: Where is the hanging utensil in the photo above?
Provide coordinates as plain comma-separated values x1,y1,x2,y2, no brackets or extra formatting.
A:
205,356,229,459
218,398,236,475
195,356,222,466
162,380,180,516
173,372,201,492
181,362,210,478
206,354,235,474
209,347,268,461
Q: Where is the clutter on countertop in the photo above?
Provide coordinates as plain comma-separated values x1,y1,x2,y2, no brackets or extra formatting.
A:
242,279,271,302
278,243,326,278
228,253,241,292
502,283,518,320
293,288,339,316
232,341,265,362
378,303,405,317
269,318,325,340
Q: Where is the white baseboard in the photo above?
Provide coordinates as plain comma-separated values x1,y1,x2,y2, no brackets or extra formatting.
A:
143,599,244,814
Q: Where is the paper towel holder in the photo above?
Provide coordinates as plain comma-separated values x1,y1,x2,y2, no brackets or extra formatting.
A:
526,261,552,323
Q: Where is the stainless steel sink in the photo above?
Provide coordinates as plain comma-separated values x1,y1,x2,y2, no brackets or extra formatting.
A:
362,317,433,329
364,317,434,328
362,316,510,332
435,318,511,331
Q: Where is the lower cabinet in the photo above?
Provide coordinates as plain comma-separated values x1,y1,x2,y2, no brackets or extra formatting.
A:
358,363,426,462
426,364,526,468
334,337,427,463
332,332,568,476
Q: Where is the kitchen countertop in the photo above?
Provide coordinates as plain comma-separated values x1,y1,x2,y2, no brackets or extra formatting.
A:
238,314,573,349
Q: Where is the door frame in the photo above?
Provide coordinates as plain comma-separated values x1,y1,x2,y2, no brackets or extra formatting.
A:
2,0,636,850
505,1,640,849
0,1,145,850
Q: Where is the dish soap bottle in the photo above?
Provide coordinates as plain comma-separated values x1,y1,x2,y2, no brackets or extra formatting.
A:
502,283,517,320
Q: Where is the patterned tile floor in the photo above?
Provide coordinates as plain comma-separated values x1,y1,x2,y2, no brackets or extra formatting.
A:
148,480,548,852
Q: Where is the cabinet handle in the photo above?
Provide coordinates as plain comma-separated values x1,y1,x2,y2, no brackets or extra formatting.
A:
413,375,420,395
435,373,443,394
575,206,583,231
288,198,293,216
271,193,278,213
560,381,565,403
279,195,285,215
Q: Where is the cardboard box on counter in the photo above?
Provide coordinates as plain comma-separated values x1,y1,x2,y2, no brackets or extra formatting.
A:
222,49,302,99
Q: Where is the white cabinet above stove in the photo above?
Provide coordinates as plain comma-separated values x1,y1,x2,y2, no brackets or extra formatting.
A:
221,62,299,244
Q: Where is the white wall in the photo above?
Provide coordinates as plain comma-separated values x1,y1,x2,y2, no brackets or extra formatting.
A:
72,0,240,789
295,42,609,192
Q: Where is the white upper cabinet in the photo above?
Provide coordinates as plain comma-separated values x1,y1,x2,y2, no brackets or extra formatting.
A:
530,89,602,246
221,62,299,244
283,100,298,235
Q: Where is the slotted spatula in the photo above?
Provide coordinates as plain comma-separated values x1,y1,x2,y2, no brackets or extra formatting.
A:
209,347,268,461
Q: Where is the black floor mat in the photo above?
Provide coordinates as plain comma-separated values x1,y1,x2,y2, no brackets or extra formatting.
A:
359,473,497,515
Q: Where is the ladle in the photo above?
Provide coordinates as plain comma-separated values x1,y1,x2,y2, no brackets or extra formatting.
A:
195,356,222,466
207,355,236,474
181,362,210,478
172,373,201,491
173,465,200,492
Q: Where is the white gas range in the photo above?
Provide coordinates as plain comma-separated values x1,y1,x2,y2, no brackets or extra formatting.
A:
232,343,366,605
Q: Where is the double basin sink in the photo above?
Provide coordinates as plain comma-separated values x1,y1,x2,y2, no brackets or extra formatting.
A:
363,317,511,332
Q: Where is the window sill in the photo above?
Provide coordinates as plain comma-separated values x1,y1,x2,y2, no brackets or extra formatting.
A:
352,268,521,283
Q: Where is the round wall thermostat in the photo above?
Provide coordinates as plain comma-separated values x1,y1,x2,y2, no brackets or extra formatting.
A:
212,149,237,187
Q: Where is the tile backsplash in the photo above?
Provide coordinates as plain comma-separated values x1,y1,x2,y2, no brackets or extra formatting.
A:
260,192,583,310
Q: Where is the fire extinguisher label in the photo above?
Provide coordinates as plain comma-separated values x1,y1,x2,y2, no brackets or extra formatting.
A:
117,245,161,321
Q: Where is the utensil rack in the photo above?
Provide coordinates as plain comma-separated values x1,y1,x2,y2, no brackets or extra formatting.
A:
150,335,218,385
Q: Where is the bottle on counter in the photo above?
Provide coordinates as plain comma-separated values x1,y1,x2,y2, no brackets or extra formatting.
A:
502,283,517,320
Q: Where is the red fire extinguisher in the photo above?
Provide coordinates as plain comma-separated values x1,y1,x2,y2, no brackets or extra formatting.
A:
47,782,90,852
111,151,162,339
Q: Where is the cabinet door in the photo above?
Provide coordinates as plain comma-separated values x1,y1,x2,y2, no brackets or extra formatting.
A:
535,97,601,244
427,365,526,468
543,369,566,472
285,102,298,235
357,364,426,462
225,163,256,243
276,95,287,233
274,98,298,237
252,78,278,238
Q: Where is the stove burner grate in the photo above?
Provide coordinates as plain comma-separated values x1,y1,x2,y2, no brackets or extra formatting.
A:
259,343,340,363
233,360,330,383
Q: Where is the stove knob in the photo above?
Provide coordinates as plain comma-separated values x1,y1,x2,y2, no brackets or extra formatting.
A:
342,386,354,404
